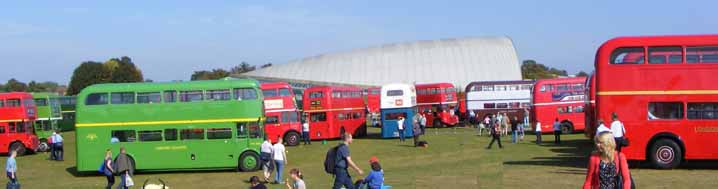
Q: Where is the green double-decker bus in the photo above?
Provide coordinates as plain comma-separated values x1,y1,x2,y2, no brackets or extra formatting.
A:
32,92,62,151
58,96,76,131
75,79,265,172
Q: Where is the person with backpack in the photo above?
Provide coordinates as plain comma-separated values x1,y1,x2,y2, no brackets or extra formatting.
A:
102,149,115,189
327,132,363,189
260,137,274,183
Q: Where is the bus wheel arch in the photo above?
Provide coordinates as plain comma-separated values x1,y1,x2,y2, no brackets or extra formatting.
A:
433,120,443,128
9,141,26,156
284,131,300,146
560,121,574,134
238,151,260,172
647,133,685,169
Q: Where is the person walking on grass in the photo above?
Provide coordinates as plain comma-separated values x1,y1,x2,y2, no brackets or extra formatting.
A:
103,149,116,189
6,150,18,186
272,137,288,184
52,130,64,161
333,133,364,189
486,119,503,149
583,131,632,189
511,116,519,143
114,147,134,189
397,117,405,142
553,118,562,144
260,137,274,183
518,117,525,142
595,119,610,137
610,113,627,152
420,113,427,135
535,121,542,144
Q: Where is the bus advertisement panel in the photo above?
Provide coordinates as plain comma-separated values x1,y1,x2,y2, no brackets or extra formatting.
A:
415,83,459,127
261,82,302,146
594,35,718,169
380,84,416,138
303,86,367,140
0,92,40,155
75,79,265,172
532,77,586,134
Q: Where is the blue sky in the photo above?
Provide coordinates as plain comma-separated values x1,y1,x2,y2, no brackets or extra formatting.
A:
1,0,715,84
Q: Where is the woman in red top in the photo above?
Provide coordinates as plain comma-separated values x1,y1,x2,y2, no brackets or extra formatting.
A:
583,131,631,189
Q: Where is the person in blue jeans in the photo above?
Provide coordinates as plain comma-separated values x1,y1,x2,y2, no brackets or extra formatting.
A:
272,137,288,184
6,150,18,185
52,131,64,161
334,133,364,189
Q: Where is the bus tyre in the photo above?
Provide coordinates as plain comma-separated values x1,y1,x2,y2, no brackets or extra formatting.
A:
433,120,443,128
649,139,682,169
9,142,26,156
239,152,260,172
285,132,300,146
38,139,49,152
561,122,574,134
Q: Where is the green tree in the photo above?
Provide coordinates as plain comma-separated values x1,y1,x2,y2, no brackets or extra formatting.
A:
110,61,144,83
191,69,230,81
0,83,5,92
66,61,111,95
576,71,589,77
5,79,28,92
521,60,568,80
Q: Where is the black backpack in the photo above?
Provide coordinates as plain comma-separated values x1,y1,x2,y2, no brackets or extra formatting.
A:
324,144,344,174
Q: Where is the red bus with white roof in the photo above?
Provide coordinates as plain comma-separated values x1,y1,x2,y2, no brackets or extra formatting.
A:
303,86,367,140
0,92,40,155
415,83,459,127
532,77,587,134
260,82,302,146
593,35,718,169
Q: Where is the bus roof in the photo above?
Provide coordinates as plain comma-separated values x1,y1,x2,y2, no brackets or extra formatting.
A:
599,35,718,53
79,79,260,94
260,82,291,90
31,92,60,99
415,83,455,89
534,77,587,86
0,92,34,100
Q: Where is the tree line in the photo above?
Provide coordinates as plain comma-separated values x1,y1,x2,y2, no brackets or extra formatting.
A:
190,62,270,81
521,59,589,80
0,79,65,93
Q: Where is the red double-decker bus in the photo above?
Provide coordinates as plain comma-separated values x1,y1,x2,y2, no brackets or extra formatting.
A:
366,87,381,114
0,92,40,155
593,35,718,169
415,83,459,127
303,86,367,140
261,82,302,146
584,74,597,138
532,77,586,134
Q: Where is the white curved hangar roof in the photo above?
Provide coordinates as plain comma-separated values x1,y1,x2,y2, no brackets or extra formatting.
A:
242,36,522,89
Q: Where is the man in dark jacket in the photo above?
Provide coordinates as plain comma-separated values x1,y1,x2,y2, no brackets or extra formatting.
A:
114,147,134,189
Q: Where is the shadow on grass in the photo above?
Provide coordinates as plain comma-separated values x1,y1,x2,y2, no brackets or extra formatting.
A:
631,160,718,170
504,139,594,169
66,166,241,177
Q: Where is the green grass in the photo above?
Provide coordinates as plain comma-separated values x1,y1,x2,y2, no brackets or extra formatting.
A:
2,127,718,188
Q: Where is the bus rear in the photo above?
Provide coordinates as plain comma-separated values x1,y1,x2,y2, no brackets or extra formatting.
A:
0,92,40,155
380,83,417,138
531,77,587,134
595,35,718,169
260,82,302,146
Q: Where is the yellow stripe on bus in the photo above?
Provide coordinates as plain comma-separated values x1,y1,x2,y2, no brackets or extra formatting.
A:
597,90,718,96
303,107,365,113
61,111,76,113
0,119,23,123
76,118,261,127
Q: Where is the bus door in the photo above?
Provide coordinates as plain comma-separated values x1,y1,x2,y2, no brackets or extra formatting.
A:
309,112,329,140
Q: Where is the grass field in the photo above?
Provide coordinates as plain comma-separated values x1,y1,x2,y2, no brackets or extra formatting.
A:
2,127,718,188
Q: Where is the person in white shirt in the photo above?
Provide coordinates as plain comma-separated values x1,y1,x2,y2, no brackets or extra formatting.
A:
272,137,288,184
260,137,274,182
535,121,542,144
610,113,627,152
397,117,406,142
419,113,427,135
302,119,310,145
595,119,611,137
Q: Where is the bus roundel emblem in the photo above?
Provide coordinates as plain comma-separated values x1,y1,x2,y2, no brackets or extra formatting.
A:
86,133,97,141
395,99,403,106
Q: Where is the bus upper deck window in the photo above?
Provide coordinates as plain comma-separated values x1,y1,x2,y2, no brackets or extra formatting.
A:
610,47,645,64
648,46,682,64
86,93,108,105
279,88,291,97
387,90,403,96
687,46,718,63
111,92,136,104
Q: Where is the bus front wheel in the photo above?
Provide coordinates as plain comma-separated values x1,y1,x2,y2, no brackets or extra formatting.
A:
239,152,260,172
284,132,300,146
9,142,26,156
561,122,574,134
38,139,49,152
649,139,682,169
